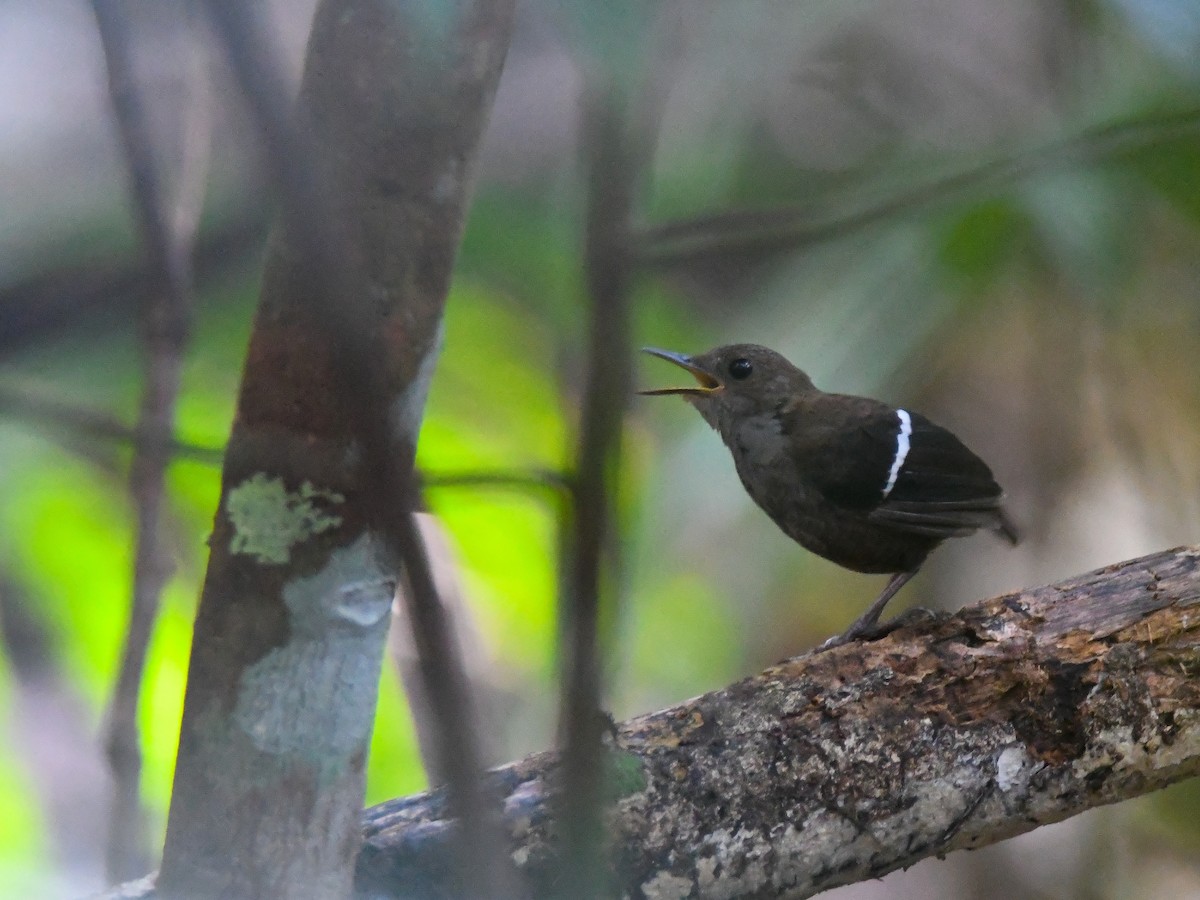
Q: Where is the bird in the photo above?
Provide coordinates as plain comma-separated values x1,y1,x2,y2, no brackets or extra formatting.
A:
640,343,1018,645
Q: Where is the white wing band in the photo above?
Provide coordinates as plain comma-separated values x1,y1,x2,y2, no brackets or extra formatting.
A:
882,409,912,498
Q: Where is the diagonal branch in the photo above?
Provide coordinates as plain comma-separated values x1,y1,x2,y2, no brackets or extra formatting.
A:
637,106,1200,267
357,545,1200,899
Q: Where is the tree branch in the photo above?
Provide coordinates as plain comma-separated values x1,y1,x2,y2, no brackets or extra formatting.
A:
356,545,1200,899
636,106,1200,267
421,468,569,496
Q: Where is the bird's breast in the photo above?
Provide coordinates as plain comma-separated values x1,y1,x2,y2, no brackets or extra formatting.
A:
727,414,790,470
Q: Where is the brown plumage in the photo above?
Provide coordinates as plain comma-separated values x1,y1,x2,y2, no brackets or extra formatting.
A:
641,343,1018,643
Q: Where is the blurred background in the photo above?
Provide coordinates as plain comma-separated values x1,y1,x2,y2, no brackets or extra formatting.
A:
2,0,1200,896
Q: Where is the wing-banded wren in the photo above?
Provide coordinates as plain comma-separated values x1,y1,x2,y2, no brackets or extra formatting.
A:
641,344,1018,644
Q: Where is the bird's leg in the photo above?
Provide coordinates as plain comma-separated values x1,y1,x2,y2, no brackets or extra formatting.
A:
823,570,918,648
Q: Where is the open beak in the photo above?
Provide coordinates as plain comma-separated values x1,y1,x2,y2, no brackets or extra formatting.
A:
638,347,723,396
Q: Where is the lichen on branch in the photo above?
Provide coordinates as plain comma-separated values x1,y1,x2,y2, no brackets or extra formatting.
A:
356,545,1200,900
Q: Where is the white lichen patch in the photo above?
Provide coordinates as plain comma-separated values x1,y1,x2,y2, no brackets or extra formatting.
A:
984,617,1030,644
641,870,693,900
996,745,1032,792
688,826,775,898
283,533,394,633
857,762,995,860
233,535,394,772
787,811,871,888
1076,716,1200,779
226,473,344,565
696,856,718,890
770,824,813,892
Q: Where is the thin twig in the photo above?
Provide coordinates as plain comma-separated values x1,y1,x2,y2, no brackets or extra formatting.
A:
0,384,215,610
637,106,1200,266
195,4,518,897
0,382,223,465
421,467,569,495
558,18,683,889
0,388,569,504
559,81,639,898
0,207,267,356
90,0,202,883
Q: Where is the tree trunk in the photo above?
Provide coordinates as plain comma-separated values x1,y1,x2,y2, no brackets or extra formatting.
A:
155,2,514,897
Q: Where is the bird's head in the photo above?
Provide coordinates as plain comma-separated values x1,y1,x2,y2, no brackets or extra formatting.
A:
639,343,816,432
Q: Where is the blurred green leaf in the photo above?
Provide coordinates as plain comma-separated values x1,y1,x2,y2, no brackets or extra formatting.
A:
424,280,565,467
0,663,45,868
426,492,558,680
457,189,580,333
936,197,1033,288
621,572,739,707
365,662,426,804
0,751,47,889
138,592,195,813
1,454,131,702
1121,132,1200,224
416,277,565,679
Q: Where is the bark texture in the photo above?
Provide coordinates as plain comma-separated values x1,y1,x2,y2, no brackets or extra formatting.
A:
356,545,1200,899
156,2,513,898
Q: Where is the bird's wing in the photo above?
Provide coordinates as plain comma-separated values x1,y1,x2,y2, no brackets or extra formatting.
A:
785,396,1014,541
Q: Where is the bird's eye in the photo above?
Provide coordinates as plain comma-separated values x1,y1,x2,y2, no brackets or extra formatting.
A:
728,358,753,380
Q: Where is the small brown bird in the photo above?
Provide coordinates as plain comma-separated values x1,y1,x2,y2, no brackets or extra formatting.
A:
641,343,1018,644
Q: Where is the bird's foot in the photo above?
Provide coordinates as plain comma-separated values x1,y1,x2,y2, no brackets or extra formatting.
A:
818,625,879,651
819,606,942,650
818,630,857,651
819,613,890,650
